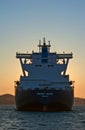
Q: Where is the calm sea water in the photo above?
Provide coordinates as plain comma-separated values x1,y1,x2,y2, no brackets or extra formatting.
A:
0,105,85,130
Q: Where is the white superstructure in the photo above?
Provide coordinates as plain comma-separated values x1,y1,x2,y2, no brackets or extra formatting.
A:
16,38,73,90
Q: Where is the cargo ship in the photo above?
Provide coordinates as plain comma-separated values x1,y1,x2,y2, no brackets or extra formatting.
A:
15,38,74,111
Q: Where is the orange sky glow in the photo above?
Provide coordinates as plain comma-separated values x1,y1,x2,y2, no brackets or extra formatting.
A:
0,1,85,98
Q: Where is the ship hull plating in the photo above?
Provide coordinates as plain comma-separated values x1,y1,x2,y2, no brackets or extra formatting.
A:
15,88,74,111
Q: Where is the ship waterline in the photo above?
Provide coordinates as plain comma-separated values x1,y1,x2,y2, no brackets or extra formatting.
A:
15,38,74,111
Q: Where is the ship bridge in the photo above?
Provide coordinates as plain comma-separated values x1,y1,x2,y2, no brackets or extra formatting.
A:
16,38,73,79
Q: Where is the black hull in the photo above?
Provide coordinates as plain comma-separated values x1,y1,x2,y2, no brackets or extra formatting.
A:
15,88,74,111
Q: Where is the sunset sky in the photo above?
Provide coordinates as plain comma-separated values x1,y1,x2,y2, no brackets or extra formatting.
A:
0,0,85,98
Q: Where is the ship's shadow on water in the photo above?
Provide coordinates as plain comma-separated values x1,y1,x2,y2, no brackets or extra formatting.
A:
0,105,85,130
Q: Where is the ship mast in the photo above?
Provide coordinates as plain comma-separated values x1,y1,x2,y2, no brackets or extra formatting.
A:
38,37,51,53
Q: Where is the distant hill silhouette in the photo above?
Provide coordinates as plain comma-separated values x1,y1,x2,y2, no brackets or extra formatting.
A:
74,97,85,105
0,94,15,104
0,94,85,105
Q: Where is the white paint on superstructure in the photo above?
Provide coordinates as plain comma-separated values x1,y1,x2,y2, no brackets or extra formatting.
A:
16,38,73,90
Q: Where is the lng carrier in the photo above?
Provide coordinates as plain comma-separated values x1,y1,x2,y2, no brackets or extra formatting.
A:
15,38,74,111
